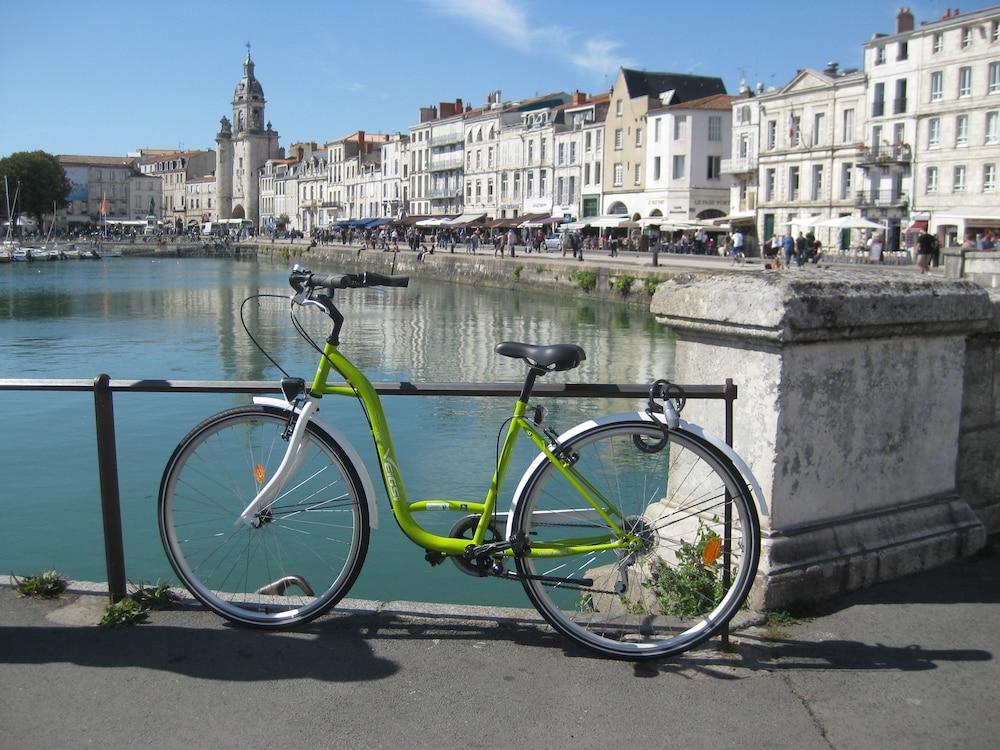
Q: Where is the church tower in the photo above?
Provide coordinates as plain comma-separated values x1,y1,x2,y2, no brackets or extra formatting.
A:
215,46,281,224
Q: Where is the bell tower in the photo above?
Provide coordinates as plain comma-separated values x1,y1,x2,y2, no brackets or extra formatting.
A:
215,44,281,225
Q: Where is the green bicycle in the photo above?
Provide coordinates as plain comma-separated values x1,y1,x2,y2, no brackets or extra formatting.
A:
158,265,763,659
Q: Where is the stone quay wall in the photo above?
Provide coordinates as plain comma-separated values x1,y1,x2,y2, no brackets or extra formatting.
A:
943,247,1000,289
651,270,998,610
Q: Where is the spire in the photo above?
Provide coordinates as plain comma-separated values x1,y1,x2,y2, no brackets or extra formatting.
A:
243,41,254,78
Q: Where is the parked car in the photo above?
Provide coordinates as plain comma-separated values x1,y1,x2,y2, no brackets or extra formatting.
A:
543,233,562,251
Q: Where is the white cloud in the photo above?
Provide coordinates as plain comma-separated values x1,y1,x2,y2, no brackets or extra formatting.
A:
424,0,630,79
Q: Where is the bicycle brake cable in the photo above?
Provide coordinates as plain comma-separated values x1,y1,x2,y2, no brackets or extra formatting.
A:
240,294,291,378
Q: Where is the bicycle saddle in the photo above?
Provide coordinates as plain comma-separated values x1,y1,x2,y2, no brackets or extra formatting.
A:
494,342,586,372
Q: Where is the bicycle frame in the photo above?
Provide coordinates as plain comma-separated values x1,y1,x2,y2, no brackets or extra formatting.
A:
238,339,630,560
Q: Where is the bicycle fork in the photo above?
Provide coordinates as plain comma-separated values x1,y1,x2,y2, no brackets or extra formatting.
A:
235,398,318,527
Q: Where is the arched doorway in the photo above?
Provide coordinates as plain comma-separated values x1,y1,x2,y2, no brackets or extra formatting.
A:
696,209,725,221
607,201,627,215
232,204,246,220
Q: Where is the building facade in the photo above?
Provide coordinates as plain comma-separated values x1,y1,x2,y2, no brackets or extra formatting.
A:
58,154,162,230
139,149,215,231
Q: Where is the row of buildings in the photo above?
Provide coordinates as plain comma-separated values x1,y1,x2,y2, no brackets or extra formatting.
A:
52,5,999,250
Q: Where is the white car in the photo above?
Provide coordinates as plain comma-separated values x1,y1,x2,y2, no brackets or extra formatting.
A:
543,234,563,251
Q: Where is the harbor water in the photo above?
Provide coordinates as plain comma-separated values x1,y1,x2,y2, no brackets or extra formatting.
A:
0,256,677,606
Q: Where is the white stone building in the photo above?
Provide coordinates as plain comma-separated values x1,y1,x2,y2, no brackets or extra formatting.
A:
327,131,389,220
864,5,1000,245
138,149,215,231
376,133,409,219
644,93,735,225
184,176,216,225
57,154,162,230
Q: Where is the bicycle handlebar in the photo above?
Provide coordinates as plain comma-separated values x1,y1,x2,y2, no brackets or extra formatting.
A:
290,266,409,293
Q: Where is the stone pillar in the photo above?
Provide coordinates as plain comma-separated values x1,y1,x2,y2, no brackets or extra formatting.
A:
651,270,992,609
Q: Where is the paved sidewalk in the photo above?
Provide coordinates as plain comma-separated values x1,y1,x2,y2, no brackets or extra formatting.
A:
0,536,995,750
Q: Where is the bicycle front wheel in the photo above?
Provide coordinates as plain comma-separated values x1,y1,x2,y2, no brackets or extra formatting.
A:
158,405,370,627
511,419,759,660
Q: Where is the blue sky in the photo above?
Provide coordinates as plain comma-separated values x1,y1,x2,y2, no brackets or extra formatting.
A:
1,0,948,157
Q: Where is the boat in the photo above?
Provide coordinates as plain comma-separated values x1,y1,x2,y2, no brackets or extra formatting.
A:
0,246,11,263
12,248,30,262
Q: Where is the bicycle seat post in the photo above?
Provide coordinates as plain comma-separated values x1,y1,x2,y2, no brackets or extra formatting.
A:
519,366,545,404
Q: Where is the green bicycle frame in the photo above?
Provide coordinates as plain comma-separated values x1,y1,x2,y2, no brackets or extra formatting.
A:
309,341,631,559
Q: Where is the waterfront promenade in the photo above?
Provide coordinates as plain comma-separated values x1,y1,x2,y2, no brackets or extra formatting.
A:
0,534,995,749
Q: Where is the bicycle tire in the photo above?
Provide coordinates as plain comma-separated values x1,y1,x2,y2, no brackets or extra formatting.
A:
510,417,759,660
158,405,370,627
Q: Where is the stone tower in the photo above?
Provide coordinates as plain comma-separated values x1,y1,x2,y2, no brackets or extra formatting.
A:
215,48,281,224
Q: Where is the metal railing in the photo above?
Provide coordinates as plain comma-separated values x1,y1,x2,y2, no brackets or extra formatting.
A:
0,376,737,633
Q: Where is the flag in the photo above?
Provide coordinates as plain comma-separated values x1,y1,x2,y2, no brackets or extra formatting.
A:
787,112,796,140
100,193,109,217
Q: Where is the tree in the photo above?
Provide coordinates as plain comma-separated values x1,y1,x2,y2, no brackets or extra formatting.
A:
0,151,71,234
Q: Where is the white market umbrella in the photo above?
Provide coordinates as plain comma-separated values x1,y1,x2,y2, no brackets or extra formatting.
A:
813,215,885,230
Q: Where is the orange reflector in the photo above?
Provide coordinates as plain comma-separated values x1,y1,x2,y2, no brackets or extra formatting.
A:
254,464,266,484
702,537,722,565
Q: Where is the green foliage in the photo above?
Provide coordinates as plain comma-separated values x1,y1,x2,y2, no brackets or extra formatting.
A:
612,275,635,297
513,264,523,279
643,277,663,296
0,151,72,229
644,524,724,618
14,569,67,598
277,213,290,228
571,270,598,292
100,597,148,628
130,581,178,610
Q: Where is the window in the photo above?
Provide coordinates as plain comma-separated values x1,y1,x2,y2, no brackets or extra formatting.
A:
990,63,1000,94
893,122,905,145
959,67,972,97
898,40,908,60
930,71,943,102
585,131,592,151
671,155,685,179
674,115,686,140
893,79,907,113
842,108,855,142
635,127,642,147
932,32,943,53
557,143,564,165
708,116,722,142
568,176,575,202
811,165,823,200
766,120,776,149
540,170,548,195
569,142,576,164
813,112,825,145
540,138,546,162
765,168,775,201
556,177,563,204
707,155,721,180
841,163,853,199
985,164,997,192
872,82,885,117
594,162,601,183
926,166,938,193
500,172,507,199
615,99,623,116
633,164,641,184
613,163,623,186
789,115,801,146
526,171,534,197
961,26,972,49
993,20,1000,42
527,140,534,162
788,166,800,200
875,45,885,64
614,128,623,149
956,115,969,146
487,146,494,167
653,156,661,181
583,163,590,184
596,131,602,150
988,112,999,144
953,165,966,192
654,118,661,142
928,118,941,148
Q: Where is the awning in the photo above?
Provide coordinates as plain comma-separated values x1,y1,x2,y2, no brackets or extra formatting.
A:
446,212,486,227
934,207,1000,226
518,213,562,228
415,216,458,227
712,211,756,226
485,217,520,229
363,218,391,228
332,219,351,228
397,215,431,226
906,220,928,232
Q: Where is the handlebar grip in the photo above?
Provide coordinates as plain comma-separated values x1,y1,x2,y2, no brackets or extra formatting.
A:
362,272,409,288
309,273,356,289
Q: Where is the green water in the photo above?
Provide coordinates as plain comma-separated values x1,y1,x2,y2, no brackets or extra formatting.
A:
0,256,674,606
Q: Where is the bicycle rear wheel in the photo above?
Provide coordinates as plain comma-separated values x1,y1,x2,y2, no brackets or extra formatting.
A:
158,405,369,627
511,418,759,660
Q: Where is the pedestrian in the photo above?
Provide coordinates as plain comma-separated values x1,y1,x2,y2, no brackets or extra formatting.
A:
915,229,934,274
732,228,744,261
867,233,883,264
795,231,807,267
782,233,795,268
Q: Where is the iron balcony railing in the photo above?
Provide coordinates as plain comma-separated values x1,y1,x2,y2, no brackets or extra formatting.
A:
0,376,737,635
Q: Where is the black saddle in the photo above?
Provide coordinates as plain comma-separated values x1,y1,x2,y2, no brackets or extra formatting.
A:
495,341,586,372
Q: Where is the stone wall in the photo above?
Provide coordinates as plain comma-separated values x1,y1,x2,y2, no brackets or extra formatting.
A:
943,248,1000,289
959,289,1000,533
651,270,994,609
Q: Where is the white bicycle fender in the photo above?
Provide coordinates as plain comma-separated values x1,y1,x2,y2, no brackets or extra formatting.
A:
253,397,379,529
505,412,768,539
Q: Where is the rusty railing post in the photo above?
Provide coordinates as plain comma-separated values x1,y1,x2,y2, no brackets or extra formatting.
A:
93,374,127,603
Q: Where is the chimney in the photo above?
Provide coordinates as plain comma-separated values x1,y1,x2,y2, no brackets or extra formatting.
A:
824,60,839,76
572,90,587,105
944,8,951,17
419,106,437,123
896,7,914,33
439,101,456,118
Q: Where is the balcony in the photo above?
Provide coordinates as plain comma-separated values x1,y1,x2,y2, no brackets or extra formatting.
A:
429,153,464,172
430,131,464,147
858,143,912,166
426,185,461,199
854,190,908,208
721,155,757,175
